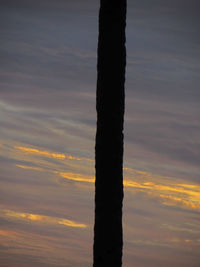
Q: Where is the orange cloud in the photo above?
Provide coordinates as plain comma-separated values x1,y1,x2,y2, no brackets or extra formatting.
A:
16,164,44,172
3,209,87,228
14,145,93,162
159,193,200,210
56,171,95,183
0,229,18,238
15,146,66,160
15,157,200,212
66,154,93,162
58,219,87,228
125,178,200,211
57,171,200,211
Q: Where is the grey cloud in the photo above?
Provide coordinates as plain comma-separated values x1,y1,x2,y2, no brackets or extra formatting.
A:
124,94,200,177
126,0,200,106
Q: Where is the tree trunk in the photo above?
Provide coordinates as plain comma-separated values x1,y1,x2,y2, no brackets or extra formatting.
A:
93,1,127,266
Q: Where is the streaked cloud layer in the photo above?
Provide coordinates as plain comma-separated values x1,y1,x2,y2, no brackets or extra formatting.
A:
15,146,66,160
0,0,199,266
15,145,92,161
11,143,200,212
2,209,87,228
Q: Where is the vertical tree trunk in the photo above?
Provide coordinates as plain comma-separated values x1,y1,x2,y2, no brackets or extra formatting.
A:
93,1,127,266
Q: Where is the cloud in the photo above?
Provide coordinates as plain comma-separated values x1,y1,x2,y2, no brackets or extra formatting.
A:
14,155,200,212
57,171,94,183
15,146,66,160
124,95,200,180
0,1,200,266
14,145,93,165
162,223,200,234
124,0,200,180
16,164,44,172
2,209,87,228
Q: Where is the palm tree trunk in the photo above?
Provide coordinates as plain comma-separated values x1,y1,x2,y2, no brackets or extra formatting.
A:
93,1,127,266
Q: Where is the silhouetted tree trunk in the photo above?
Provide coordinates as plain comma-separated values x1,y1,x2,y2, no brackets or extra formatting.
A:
93,1,127,266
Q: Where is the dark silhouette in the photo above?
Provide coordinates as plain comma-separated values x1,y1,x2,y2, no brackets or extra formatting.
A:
93,1,127,266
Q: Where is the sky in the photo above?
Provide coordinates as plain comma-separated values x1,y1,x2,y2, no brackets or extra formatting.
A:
0,0,200,266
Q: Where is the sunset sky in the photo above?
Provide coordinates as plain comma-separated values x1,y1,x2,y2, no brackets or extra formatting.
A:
0,0,200,266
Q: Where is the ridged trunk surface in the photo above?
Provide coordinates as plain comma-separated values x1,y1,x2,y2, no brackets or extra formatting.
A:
93,1,127,266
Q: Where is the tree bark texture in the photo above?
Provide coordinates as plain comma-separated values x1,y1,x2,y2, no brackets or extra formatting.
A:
93,1,127,266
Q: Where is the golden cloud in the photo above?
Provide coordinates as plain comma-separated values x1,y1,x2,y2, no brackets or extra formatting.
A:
3,209,87,228
14,145,92,162
125,178,200,211
15,146,66,160
57,171,200,211
57,171,95,183
16,164,44,172
15,158,200,212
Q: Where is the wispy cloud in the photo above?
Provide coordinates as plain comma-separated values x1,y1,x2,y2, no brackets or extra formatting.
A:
2,209,87,229
16,164,44,172
162,223,200,234
15,146,66,160
57,171,94,183
14,145,93,162
15,160,200,212
124,178,200,211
